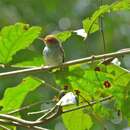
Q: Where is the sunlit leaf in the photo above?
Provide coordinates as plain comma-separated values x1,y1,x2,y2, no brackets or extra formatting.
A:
68,67,114,97
0,77,42,113
107,64,130,86
83,5,110,34
111,0,130,11
62,109,93,130
11,49,43,67
0,23,42,64
55,31,72,43
83,19,99,34
83,0,130,34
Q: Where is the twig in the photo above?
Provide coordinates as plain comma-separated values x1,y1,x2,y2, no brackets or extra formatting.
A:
79,94,93,110
0,96,112,127
0,106,61,126
0,124,10,130
0,120,48,130
63,95,113,113
0,114,43,126
37,105,58,121
99,0,106,61
100,15,106,54
33,77,60,92
7,101,43,115
0,64,35,69
0,49,130,78
28,109,50,115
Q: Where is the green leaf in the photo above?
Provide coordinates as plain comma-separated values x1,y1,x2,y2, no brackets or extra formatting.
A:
83,5,110,34
11,49,43,67
0,23,42,64
62,109,93,130
111,0,130,11
83,0,130,34
68,67,114,97
90,113,115,130
83,19,99,34
0,77,42,113
107,65,130,86
122,81,130,118
55,31,72,43
106,65,130,110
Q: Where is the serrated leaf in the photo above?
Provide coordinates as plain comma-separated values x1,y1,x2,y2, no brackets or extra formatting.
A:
55,31,72,43
0,77,42,113
0,23,42,64
62,109,93,130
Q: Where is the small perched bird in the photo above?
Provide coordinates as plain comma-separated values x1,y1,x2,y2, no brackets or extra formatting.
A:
41,35,64,66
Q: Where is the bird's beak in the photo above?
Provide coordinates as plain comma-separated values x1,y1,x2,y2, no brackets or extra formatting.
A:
38,37,43,41
38,37,46,43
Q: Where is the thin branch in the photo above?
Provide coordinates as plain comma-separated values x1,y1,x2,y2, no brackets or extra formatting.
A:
0,114,42,126
28,109,50,115
0,124,10,130
3,99,55,115
0,95,112,128
0,64,35,69
0,120,48,130
0,106,62,126
33,77,60,92
36,105,62,125
100,15,106,54
79,94,93,110
7,101,43,115
63,95,113,114
37,105,58,121
0,49,130,78
99,0,106,60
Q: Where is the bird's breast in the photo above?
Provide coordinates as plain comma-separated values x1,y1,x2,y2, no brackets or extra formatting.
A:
43,46,63,66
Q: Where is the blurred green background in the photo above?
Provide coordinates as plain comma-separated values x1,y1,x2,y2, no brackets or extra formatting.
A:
0,0,130,130
0,0,130,53
0,0,130,57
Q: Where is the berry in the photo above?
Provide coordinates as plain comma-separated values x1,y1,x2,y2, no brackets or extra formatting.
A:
104,80,111,88
64,85,69,90
94,67,101,71
74,89,80,95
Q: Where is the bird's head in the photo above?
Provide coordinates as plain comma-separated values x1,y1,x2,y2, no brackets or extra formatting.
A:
39,35,59,46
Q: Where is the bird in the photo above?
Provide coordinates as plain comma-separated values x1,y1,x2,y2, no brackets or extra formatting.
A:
40,35,64,66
